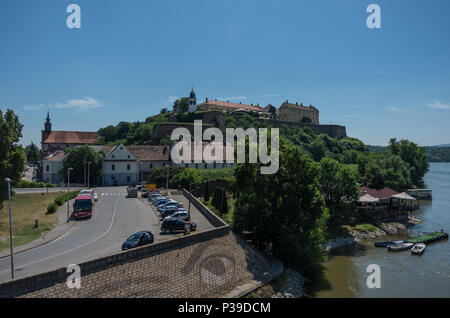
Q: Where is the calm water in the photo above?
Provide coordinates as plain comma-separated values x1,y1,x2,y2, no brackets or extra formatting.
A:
314,162,450,298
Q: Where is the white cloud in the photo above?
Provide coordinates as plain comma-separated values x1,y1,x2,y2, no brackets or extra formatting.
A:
23,97,103,112
23,104,45,111
52,97,103,110
214,96,247,101
376,71,384,76
168,96,178,103
426,100,450,110
387,106,406,113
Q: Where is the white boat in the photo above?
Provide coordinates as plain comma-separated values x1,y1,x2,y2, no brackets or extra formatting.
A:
410,243,426,255
388,242,414,251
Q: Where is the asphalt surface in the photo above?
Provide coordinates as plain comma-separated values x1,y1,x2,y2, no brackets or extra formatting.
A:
0,186,160,283
0,186,215,283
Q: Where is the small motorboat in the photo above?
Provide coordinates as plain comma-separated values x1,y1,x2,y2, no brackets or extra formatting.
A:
374,240,404,247
388,242,414,251
411,243,426,255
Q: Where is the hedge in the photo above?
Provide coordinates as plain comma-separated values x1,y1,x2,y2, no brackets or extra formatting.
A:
47,203,58,214
16,180,56,188
54,190,80,206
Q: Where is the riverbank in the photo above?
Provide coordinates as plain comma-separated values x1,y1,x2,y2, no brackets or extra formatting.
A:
247,267,307,298
322,216,422,252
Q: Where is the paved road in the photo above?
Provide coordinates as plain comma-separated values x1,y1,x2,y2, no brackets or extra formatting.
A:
0,186,159,282
0,187,215,283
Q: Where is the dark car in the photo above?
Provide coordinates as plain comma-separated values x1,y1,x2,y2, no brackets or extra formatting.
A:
141,190,149,198
121,231,154,250
161,219,197,234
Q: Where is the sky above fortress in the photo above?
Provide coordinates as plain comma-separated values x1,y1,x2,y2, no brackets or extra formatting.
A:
1,0,450,147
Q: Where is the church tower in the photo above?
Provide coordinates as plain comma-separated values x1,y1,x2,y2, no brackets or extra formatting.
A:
44,111,52,132
188,88,197,113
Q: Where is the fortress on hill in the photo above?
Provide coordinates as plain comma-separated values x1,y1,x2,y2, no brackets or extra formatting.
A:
152,89,347,140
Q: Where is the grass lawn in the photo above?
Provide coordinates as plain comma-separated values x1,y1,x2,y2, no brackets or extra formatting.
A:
0,192,62,251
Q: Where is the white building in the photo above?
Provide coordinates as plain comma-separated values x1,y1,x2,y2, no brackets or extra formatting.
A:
102,144,140,186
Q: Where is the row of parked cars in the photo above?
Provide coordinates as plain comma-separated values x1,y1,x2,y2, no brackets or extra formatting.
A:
146,190,197,234
121,188,198,251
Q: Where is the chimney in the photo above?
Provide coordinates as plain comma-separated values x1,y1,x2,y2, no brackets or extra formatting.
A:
206,97,208,102
296,102,298,106
301,103,303,106
251,103,253,106
257,103,259,106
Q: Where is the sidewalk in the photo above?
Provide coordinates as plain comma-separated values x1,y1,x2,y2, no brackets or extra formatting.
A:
0,198,76,259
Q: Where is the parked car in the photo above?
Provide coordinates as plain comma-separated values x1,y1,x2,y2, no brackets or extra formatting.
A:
163,211,190,222
161,220,197,234
141,191,149,198
149,194,165,202
157,200,179,212
121,231,154,251
160,207,182,219
155,198,171,206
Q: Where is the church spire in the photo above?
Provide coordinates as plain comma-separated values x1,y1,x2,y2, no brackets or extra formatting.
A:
44,110,52,132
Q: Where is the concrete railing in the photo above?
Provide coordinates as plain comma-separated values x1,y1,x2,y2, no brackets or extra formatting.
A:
182,188,228,228
0,191,230,298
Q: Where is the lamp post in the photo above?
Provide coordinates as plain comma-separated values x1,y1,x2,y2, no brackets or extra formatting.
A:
83,160,86,188
87,161,92,188
4,178,14,279
166,165,169,196
67,167,73,221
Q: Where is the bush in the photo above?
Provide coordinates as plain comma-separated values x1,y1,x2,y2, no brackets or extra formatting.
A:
16,180,56,188
54,190,80,206
54,197,64,206
47,203,58,214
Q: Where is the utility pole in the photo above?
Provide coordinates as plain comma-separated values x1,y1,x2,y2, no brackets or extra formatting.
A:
166,164,169,196
67,167,73,221
4,178,14,279
83,160,86,188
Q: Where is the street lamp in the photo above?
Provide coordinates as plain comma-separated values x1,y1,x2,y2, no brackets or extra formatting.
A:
4,178,14,279
166,164,169,196
67,167,73,221
87,162,92,188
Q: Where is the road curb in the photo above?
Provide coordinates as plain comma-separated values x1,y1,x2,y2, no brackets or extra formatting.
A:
0,221,74,259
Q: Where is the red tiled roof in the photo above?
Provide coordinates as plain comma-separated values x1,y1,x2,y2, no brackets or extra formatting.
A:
198,100,265,112
127,145,170,162
280,102,319,113
43,131,98,144
44,151,66,161
358,186,399,199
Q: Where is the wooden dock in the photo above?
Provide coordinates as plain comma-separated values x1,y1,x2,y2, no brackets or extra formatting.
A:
407,231,448,244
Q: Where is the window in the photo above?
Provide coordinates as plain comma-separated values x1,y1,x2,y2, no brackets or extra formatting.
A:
195,164,198,169
127,155,130,158
127,176,131,182
127,164,130,170
112,155,115,158
112,164,115,171
46,165,49,172
150,163,153,169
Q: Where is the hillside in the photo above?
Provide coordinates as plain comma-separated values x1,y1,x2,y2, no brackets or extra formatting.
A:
369,145,450,162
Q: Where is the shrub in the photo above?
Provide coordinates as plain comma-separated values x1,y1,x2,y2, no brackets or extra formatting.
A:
47,203,58,214
54,197,64,206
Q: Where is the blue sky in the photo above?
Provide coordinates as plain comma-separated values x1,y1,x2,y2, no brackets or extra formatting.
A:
1,0,449,147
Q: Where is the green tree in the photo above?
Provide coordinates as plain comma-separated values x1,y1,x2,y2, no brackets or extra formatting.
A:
171,168,201,191
24,142,41,164
204,182,211,202
60,145,105,185
308,137,327,161
388,138,429,186
233,141,329,272
173,97,189,113
318,158,358,230
0,109,26,208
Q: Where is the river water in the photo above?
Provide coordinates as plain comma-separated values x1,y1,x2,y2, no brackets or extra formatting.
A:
314,162,450,298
